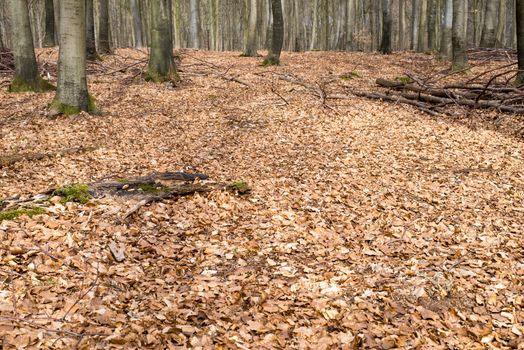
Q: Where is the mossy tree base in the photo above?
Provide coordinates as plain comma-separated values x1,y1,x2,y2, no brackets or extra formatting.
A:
9,76,55,93
144,68,180,84
49,95,99,116
261,56,280,66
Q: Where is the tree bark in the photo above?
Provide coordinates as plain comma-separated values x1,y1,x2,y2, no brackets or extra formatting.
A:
440,0,453,59
189,0,200,48
51,0,93,113
130,0,143,47
264,0,284,65
98,0,111,53
480,0,497,47
85,0,98,59
516,0,524,84
398,0,405,50
242,0,258,56
7,0,51,92
320,0,329,50
495,0,506,48
310,0,319,50
147,0,178,82
427,0,437,51
411,0,419,50
379,0,391,54
452,0,468,71
417,0,428,52
43,0,56,47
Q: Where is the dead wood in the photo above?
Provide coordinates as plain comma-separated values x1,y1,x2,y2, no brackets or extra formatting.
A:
0,146,98,167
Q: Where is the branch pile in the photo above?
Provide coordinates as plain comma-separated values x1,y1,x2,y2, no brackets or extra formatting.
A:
356,68,524,115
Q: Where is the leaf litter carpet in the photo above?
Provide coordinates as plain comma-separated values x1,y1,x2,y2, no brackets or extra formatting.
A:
0,49,523,349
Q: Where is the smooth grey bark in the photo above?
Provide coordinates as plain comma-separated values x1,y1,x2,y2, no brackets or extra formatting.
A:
380,0,391,54
440,0,453,59
452,0,468,70
130,0,143,47
43,0,56,47
346,0,355,50
310,0,319,50
398,0,405,50
480,0,497,47
189,0,200,48
516,0,524,84
98,0,110,53
418,0,428,52
320,0,329,50
427,0,438,50
411,0,419,50
52,0,92,112
242,0,258,56
147,0,177,82
495,0,506,47
85,0,97,59
7,0,51,92
264,0,283,64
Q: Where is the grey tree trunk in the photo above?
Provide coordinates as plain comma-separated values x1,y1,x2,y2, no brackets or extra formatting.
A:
411,0,419,50
380,0,391,54
516,0,524,84
495,0,506,47
242,0,258,56
427,0,438,51
346,0,355,50
130,0,143,47
43,0,56,47
51,0,93,113
440,0,453,59
320,0,329,50
310,0,319,50
398,0,405,50
452,0,468,71
147,0,178,82
85,0,98,59
480,0,497,47
418,0,428,52
7,0,52,92
189,0,200,48
98,0,111,53
264,0,284,65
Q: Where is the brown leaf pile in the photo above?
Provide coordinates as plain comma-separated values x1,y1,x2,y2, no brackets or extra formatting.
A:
1,49,523,349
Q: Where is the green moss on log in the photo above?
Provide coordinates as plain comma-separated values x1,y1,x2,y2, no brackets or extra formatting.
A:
53,184,91,204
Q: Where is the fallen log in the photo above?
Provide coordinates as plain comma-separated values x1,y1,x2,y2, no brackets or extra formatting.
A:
351,91,442,116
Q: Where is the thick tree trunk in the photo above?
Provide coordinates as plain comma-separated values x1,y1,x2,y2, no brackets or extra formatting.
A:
411,0,419,50
398,0,405,50
495,0,506,48
480,0,497,47
7,0,52,92
242,0,258,56
452,0,468,71
147,0,178,83
43,0,56,47
85,0,98,59
264,0,284,65
51,0,93,113
516,0,524,84
320,0,329,50
427,0,437,51
417,0,428,52
189,0,200,48
310,0,319,50
379,0,391,54
130,0,143,47
98,0,111,53
440,0,453,59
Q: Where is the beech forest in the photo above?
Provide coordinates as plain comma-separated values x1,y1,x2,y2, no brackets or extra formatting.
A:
0,0,524,349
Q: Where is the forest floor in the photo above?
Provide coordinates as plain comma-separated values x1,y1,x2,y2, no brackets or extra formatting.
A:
0,49,523,349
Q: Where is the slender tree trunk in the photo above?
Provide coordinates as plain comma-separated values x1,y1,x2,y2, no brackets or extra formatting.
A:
480,0,497,47
346,0,355,50
147,0,178,82
310,0,319,50
242,0,258,56
440,0,453,59
495,0,506,47
7,0,52,92
418,0,428,51
427,0,437,50
85,0,98,59
51,0,93,113
516,0,524,84
380,0,391,54
189,0,200,48
411,0,419,50
398,0,405,50
98,0,110,53
320,0,329,50
264,0,283,64
452,0,468,71
43,0,56,47
130,0,143,47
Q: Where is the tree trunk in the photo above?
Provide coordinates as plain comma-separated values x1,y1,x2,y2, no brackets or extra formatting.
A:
398,0,405,50
310,0,319,50
346,0,355,50
242,0,258,56
495,0,506,48
379,0,391,54
427,0,437,51
480,0,497,47
516,0,524,84
264,0,284,65
320,0,329,50
147,0,178,82
85,0,98,59
440,0,453,59
51,0,93,113
130,0,143,47
7,0,52,92
43,0,56,47
189,0,200,48
411,0,419,50
417,0,428,52
98,0,111,53
452,0,468,71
